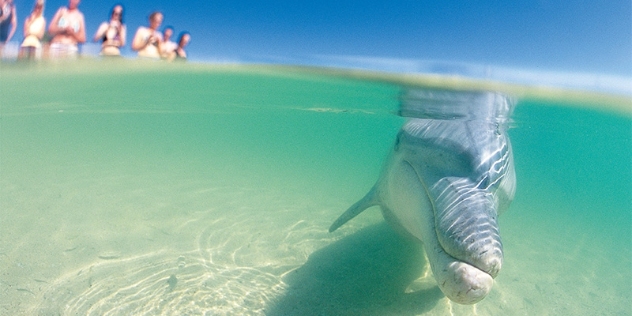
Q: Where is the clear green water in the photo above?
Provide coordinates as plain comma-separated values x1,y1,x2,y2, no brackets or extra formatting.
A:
0,62,630,315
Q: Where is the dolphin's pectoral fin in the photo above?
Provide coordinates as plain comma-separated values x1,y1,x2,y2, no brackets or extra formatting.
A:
329,187,380,232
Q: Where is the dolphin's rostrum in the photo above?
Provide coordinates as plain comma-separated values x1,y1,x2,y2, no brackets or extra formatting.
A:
329,88,516,304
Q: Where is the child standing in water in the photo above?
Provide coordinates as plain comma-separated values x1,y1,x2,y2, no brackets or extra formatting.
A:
48,0,86,58
93,4,126,56
159,26,176,59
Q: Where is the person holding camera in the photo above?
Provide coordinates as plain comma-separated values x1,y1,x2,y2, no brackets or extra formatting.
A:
93,4,126,56
131,11,163,59
48,0,85,58
19,0,45,60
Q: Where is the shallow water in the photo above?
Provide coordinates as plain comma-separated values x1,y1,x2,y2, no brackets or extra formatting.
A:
0,61,630,315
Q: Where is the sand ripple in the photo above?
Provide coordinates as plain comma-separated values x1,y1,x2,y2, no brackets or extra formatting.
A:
34,248,288,315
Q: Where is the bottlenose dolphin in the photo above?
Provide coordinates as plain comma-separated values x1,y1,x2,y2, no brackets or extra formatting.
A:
329,88,516,304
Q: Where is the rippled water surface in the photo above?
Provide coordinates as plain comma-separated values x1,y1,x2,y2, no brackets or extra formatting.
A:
0,62,630,315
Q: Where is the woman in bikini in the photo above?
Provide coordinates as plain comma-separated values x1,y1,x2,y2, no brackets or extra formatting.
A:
171,32,190,62
19,0,45,60
164,31,190,62
48,0,85,58
131,11,163,59
93,4,126,56
0,0,17,57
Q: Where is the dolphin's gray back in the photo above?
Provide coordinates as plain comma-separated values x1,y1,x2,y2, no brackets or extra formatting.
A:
399,89,516,214
397,89,516,276
329,88,516,236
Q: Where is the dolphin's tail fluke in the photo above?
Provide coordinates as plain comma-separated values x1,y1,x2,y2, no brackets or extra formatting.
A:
328,187,380,232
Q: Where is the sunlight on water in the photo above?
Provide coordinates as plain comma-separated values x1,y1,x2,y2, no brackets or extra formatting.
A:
0,61,630,315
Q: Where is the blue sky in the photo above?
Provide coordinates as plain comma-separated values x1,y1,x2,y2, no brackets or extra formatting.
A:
11,0,632,78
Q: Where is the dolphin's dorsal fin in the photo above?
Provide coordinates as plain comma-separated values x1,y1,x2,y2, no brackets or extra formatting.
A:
329,187,380,232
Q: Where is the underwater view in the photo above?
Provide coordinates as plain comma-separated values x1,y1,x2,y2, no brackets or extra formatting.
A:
0,61,630,315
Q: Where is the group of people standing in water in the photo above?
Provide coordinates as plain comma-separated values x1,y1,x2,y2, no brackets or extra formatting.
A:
0,0,191,61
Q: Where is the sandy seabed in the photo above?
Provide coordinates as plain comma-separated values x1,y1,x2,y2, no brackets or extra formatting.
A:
2,163,629,316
